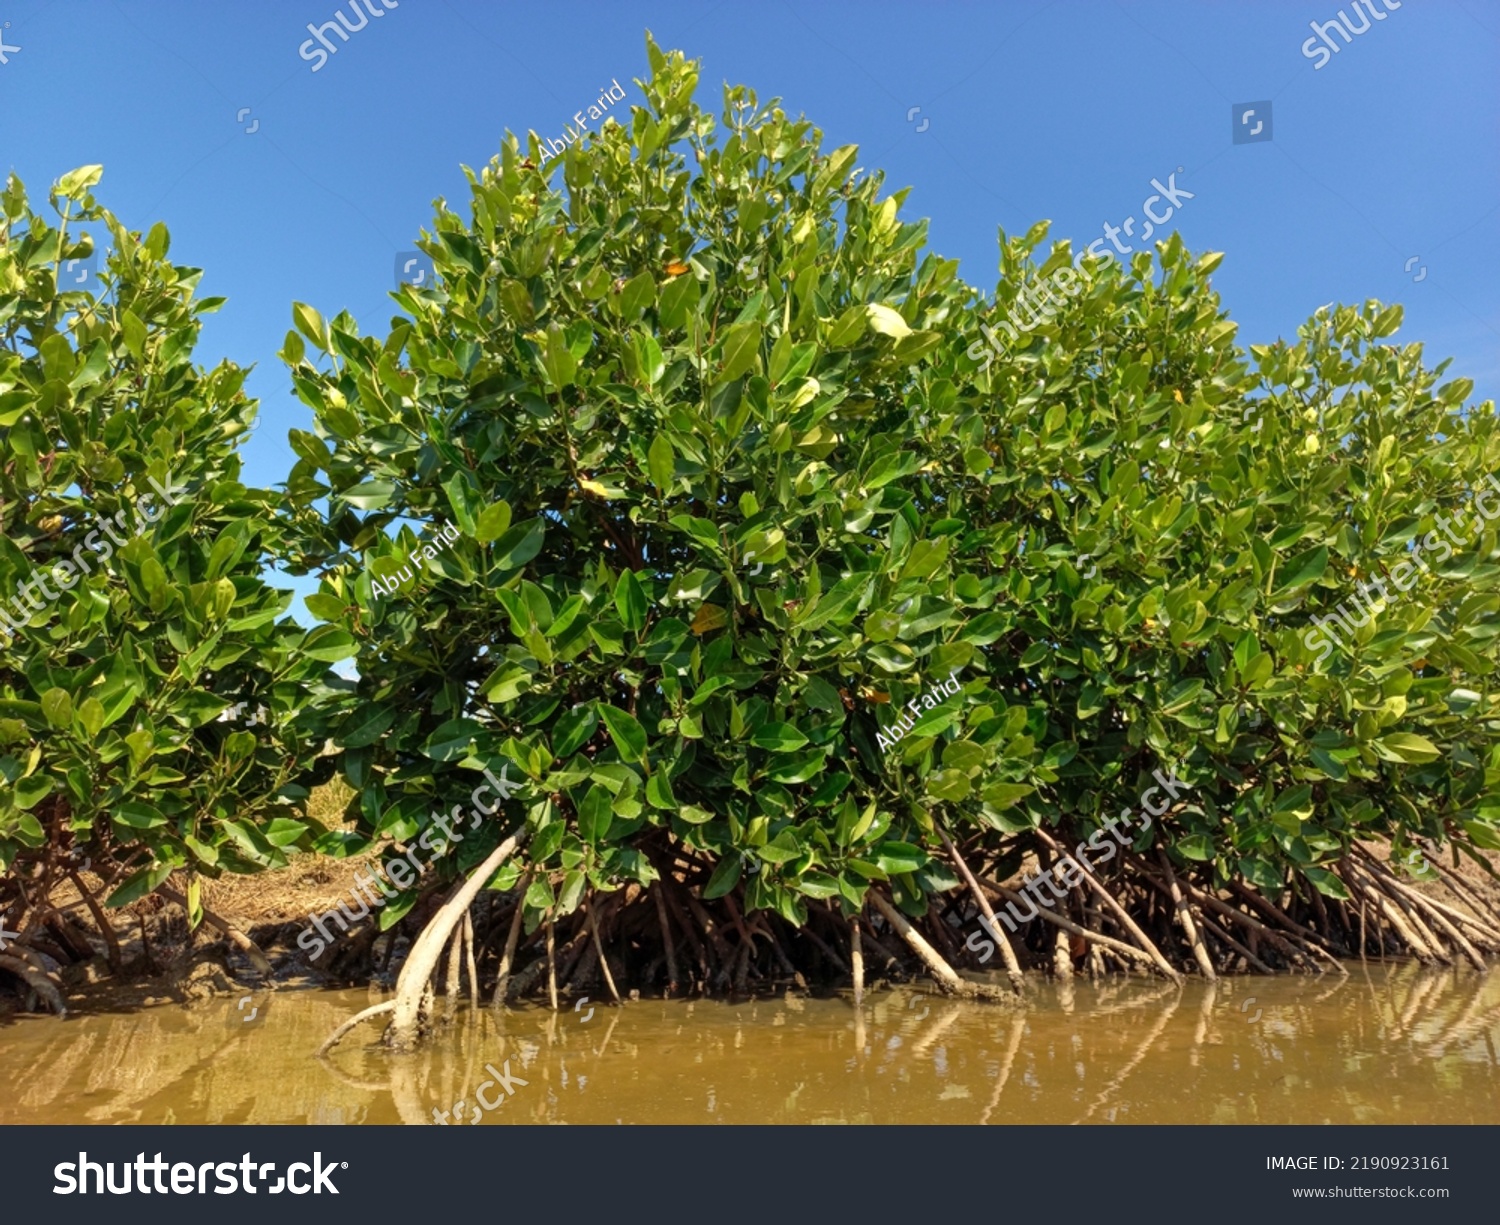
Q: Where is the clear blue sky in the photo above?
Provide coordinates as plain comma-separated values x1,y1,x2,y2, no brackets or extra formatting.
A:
2,0,1496,608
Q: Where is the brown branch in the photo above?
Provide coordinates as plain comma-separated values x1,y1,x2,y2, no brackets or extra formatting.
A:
1226,878,1345,964
798,922,850,975
1154,850,1216,979
0,954,67,1016
1033,828,1181,982
869,891,1012,1002
586,898,622,1004
942,828,1024,993
1344,865,1442,964
1196,911,1275,974
545,913,559,1011
316,1001,395,1057
1182,881,1320,972
491,873,530,1008
652,884,681,996
981,879,1169,975
158,885,272,978
463,912,480,1004
850,915,865,1006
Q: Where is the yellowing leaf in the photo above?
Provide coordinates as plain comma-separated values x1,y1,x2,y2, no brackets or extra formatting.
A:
786,377,820,409
690,604,729,635
578,478,612,499
865,303,912,339
1173,389,1184,403
797,424,839,449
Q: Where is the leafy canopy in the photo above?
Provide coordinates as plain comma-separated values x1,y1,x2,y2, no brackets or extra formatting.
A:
0,167,350,912
278,33,1499,935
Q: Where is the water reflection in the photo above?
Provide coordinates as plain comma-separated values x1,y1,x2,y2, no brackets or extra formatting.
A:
1,963,1495,1125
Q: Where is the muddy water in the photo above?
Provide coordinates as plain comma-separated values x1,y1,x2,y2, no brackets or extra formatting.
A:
1,964,1496,1125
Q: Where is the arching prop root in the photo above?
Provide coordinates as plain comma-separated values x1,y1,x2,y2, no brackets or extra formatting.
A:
491,877,529,1010
1034,828,1180,983
303,828,1494,1009
463,912,480,1006
983,878,1175,977
1353,847,1500,953
943,828,1024,994
1342,851,1497,971
652,882,681,997
1224,880,1345,970
586,899,622,1004
68,869,122,972
1129,859,1271,976
316,1000,395,1058
158,885,274,979
849,915,865,1007
382,830,523,1051
0,953,68,1016
1155,849,1216,980
869,891,1016,1004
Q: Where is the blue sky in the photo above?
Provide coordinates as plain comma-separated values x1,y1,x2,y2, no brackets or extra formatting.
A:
2,0,1496,610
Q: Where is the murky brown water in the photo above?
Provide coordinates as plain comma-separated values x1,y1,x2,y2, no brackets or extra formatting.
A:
1,963,1496,1125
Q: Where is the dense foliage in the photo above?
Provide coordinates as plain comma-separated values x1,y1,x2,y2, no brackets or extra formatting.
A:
282,33,1500,958
0,168,349,939
5,36,1499,1021
964,240,1500,898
